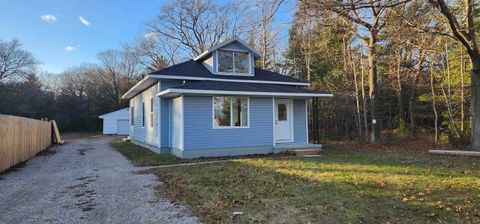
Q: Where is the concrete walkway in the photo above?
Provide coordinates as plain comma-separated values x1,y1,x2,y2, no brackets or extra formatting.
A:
0,136,200,224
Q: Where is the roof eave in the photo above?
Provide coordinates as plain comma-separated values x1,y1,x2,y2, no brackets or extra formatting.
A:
121,76,158,99
157,88,333,98
148,74,309,86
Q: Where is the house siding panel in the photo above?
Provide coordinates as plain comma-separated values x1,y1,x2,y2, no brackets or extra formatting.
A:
159,80,183,148
171,96,183,150
183,96,273,150
293,99,307,144
129,83,160,150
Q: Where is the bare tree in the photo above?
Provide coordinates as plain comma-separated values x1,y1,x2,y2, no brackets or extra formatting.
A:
301,0,406,142
422,0,480,150
97,49,143,107
248,0,285,70
0,39,38,82
123,36,174,72
148,0,245,57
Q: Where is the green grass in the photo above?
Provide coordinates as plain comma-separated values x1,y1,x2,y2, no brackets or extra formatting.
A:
152,146,480,223
110,141,180,166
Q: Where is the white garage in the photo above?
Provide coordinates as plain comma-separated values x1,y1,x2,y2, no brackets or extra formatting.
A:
98,108,130,135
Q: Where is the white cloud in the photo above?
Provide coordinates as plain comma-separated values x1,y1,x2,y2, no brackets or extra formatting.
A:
40,14,56,23
64,46,76,52
144,32,158,41
78,16,90,26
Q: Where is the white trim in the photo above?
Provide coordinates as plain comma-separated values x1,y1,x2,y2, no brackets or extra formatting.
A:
272,97,276,147
168,99,171,148
305,98,309,144
194,36,262,61
158,88,333,98
212,96,250,129
149,97,154,129
98,108,129,118
122,75,150,99
219,47,249,53
181,95,184,151
147,74,310,86
157,82,161,148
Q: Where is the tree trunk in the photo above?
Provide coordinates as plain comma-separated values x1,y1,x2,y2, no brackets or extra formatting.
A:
367,36,380,142
360,56,369,137
430,60,439,142
460,46,465,134
396,52,404,126
351,51,362,136
470,57,480,150
408,50,424,139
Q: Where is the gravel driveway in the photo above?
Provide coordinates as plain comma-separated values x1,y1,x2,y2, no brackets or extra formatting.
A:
0,136,200,224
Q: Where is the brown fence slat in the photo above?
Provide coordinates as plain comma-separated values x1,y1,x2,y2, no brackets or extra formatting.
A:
0,115,52,172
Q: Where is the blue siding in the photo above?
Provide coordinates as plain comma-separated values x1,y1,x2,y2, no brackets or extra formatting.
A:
293,99,307,143
159,80,183,148
160,98,170,148
183,96,273,150
129,83,160,150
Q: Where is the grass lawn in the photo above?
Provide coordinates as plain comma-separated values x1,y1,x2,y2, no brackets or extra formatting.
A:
110,141,180,166
152,145,480,223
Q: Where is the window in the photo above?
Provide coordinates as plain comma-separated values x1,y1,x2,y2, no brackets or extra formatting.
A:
213,96,248,128
217,50,249,74
130,106,135,126
150,98,154,128
142,102,145,127
278,104,287,121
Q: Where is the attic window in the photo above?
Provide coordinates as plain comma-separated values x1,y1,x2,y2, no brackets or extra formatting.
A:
217,50,249,74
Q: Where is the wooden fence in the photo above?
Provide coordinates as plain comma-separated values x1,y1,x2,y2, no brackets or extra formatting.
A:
0,114,52,172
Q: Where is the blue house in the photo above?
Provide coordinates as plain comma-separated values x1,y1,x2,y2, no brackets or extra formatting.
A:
122,37,332,158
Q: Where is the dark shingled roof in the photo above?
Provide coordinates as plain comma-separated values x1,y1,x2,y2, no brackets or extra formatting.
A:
150,60,307,84
170,81,328,94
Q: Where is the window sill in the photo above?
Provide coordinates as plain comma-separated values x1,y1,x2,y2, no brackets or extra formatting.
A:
213,72,253,77
213,126,250,129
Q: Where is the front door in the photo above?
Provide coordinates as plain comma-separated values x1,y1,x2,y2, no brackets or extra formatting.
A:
275,99,293,142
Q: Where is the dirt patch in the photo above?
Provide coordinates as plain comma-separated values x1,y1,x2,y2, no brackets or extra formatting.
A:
78,148,94,156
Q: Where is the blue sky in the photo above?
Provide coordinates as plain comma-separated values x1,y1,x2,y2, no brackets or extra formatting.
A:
0,0,163,73
0,0,294,74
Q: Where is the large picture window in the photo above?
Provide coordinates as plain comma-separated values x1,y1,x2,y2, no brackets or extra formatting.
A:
217,50,249,74
213,96,248,128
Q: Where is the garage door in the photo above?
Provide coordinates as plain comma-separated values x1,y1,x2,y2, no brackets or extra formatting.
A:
117,119,129,135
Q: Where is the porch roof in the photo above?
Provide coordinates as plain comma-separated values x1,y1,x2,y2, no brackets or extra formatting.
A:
157,81,333,98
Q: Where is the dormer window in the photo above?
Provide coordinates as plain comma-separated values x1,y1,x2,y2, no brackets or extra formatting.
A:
217,50,250,74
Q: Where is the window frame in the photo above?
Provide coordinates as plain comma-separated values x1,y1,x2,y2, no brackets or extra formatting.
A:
149,97,154,128
142,101,145,128
212,96,250,129
215,49,252,76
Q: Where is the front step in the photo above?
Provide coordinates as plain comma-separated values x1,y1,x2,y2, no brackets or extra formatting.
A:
290,149,322,156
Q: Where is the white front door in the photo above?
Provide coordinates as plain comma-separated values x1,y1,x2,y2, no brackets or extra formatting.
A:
275,99,293,142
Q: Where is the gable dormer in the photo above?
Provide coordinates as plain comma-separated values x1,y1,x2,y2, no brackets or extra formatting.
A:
194,37,262,76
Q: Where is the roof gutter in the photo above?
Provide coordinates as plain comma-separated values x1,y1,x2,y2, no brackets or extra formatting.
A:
148,74,309,86
157,88,333,98
121,75,151,99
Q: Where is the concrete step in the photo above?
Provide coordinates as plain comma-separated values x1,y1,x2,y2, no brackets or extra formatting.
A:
291,149,322,156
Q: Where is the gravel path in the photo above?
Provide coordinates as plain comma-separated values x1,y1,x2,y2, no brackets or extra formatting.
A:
0,136,200,224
